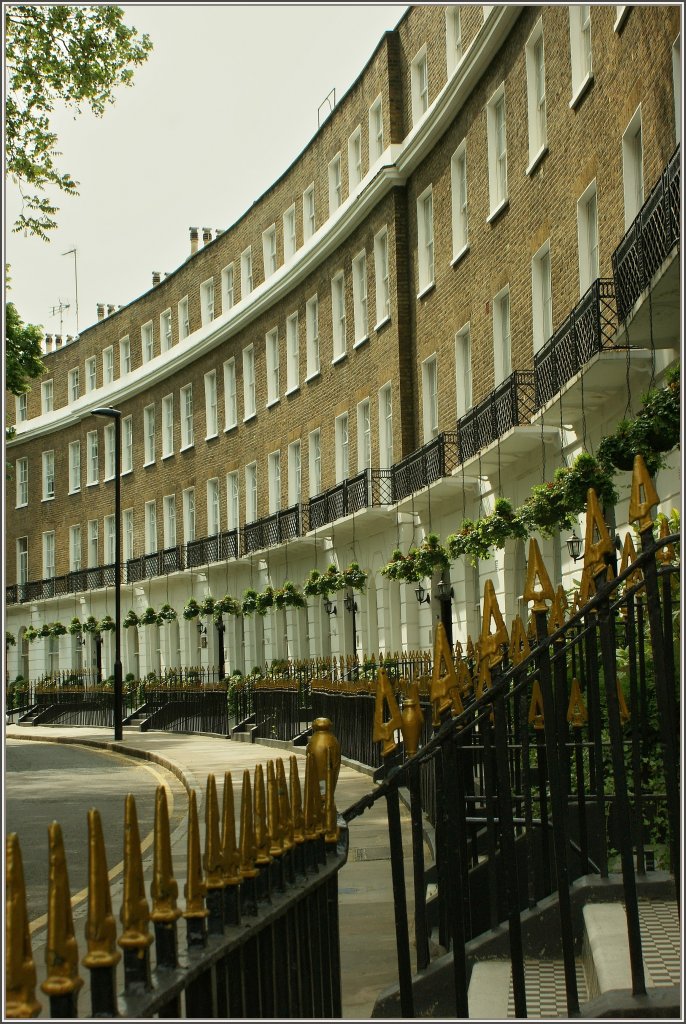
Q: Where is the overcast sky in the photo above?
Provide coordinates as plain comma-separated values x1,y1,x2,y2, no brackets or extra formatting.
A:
5,4,408,341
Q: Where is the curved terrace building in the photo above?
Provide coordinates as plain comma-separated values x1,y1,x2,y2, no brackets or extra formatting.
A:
5,5,681,685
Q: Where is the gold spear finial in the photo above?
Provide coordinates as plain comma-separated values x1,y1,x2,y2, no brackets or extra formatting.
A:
150,786,180,923
372,667,402,757
629,454,660,533
6,833,41,1018
220,773,241,886
429,621,459,716
253,764,272,867
118,794,153,952
657,514,675,565
42,822,84,1001
204,775,225,889
290,756,305,846
183,791,208,920
583,488,615,579
508,615,531,666
82,809,121,970
480,579,509,668
523,539,555,612
239,770,259,879
267,762,284,859
276,759,295,852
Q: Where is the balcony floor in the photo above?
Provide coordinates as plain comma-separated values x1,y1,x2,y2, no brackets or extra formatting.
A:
614,248,680,350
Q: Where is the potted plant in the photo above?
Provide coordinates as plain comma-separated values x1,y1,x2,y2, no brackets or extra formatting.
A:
556,451,617,513
159,603,177,623
48,621,67,638
39,623,51,638
200,595,216,617
6,630,16,647
304,569,324,597
183,597,201,621
255,586,275,615
122,609,140,629
518,481,572,537
82,615,99,635
242,588,259,616
67,616,83,635
340,562,368,591
319,563,344,596
274,580,307,610
414,533,451,578
380,548,423,583
24,625,40,643
215,594,241,616
139,606,160,627
98,615,116,632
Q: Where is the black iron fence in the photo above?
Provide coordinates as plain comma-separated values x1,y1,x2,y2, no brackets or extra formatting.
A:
612,144,680,322
534,279,619,408
241,503,302,554
391,432,460,503
457,370,537,463
127,546,184,582
186,529,239,568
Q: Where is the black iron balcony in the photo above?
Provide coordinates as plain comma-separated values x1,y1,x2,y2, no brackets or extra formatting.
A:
307,470,371,531
6,584,18,605
240,503,302,555
390,432,460,503
612,144,680,323
370,468,393,505
186,529,239,568
126,546,184,583
456,371,537,464
534,279,618,408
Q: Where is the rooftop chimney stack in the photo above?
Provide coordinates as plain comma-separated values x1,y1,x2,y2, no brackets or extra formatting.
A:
107,305,115,316
97,303,105,321
202,227,212,246
55,334,62,348
44,335,53,353
190,227,199,254
152,271,161,286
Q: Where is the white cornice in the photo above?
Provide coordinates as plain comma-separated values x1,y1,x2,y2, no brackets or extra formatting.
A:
9,6,522,447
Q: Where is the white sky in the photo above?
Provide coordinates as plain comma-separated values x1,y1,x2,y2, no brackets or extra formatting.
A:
5,3,408,340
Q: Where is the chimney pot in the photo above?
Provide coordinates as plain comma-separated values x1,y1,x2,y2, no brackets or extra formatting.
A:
107,305,115,316
190,227,199,254
152,271,161,286
44,335,53,352
202,227,212,245
97,303,105,320
55,334,62,347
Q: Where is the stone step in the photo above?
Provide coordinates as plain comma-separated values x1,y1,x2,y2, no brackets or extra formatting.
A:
467,959,588,1018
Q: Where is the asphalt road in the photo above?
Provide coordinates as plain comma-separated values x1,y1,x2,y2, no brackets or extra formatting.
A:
5,740,188,930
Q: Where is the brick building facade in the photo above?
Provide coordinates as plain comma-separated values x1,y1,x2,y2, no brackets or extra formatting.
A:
5,5,681,683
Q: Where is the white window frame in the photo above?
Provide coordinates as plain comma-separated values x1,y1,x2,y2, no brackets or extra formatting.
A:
287,440,301,506
308,429,321,497
200,278,215,325
303,184,316,241
286,313,299,394
104,422,115,480
104,514,115,565
335,412,349,483
577,180,599,296
41,379,53,414
16,456,28,507
221,264,235,312
348,126,363,192
68,367,80,403
673,35,681,145
87,430,99,485
417,187,435,295
378,384,393,470
122,415,133,474
446,7,463,75
268,451,281,514
331,272,346,361
143,405,155,466
262,225,278,279
525,20,547,172
123,509,134,562
42,450,56,501
369,95,384,164
141,320,154,363
226,473,239,532
103,346,114,385
487,85,508,218
160,309,173,353
622,105,644,230
204,370,218,438
243,345,256,420
87,519,98,568
223,358,238,430
357,399,372,472
178,296,190,341
162,394,174,458
145,500,157,555
306,294,320,379
163,495,176,550
266,328,280,406
207,478,220,535
569,5,593,107
374,227,390,327
532,241,553,355
17,537,29,585
183,488,196,544
493,286,512,386
85,356,96,394
69,441,81,494
240,246,253,297
352,251,368,345
69,525,82,572
411,45,429,124
455,324,473,419
245,462,258,523
328,153,343,214
421,355,439,442
180,384,194,449
450,142,469,261
283,205,297,261
17,393,28,422
43,530,56,579
119,337,131,376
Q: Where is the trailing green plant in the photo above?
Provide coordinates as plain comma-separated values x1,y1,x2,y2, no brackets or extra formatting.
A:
447,499,528,565
6,630,16,647
183,597,201,621
255,586,275,616
303,563,345,597
139,606,160,627
67,616,83,635
274,581,307,610
49,621,67,637
597,364,679,476
122,609,140,629
340,562,368,591
215,594,241,616
518,453,617,537
200,595,216,616
381,533,450,582
242,588,259,616
98,615,116,632
158,603,177,623
82,615,99,634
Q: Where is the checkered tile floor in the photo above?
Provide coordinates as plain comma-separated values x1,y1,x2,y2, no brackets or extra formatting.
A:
505,960,588,1018
638,898,681,987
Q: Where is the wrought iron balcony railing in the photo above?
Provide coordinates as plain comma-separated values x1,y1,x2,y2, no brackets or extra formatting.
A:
390,432,460,504
456,371,537,464
612,143,680,322
5,566,119,605
307,470,371,531
534,279,618,408
185,529,239,568
240,503,302,555
126,546,184,583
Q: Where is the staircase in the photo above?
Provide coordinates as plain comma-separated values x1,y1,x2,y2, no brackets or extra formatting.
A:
466,897,681,1018
16,705,42,726
122,703,152,731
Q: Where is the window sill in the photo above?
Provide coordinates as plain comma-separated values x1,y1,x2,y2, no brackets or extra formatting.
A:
353,335,370,350
305,370,321,383
525,145,548,177
205,432,219,442
162,452,174,461
243,412,256,424
374,315,391,333
487,198,509,224
569,73,594,110
224,423,237,434
614,6,630,32
285,385,300,397
451,244,470,267
266,398,280,409
417,281,436,301
104,474,114,483
143,460,155,469
87,480,99,487
68,489,80,496
180,443,194,453
332,352,347,366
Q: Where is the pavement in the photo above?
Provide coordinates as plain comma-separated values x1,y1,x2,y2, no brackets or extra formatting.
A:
5,723,416,1020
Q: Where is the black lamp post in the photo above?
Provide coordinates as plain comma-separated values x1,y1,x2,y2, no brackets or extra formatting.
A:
344,591,358,659
216,615,226,681
92,407,123,741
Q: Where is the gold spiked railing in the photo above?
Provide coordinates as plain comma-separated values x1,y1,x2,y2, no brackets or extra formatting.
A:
5,741,347,1019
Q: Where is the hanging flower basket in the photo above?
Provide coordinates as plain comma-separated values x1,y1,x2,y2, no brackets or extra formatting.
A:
183,597,201,621
380,548,423,583
596,366,679,477
448,500,528,565
6,631,16,647
215,594,241,616
39,623,51,638
159,603,177,623
303,569,323,597
340,562,368,592
274,581,307,610
139,606,160,627
255,586,275,615
98,615,116,633
48,621,68,638
24,625,40,644
414,534,451,578
68,616,83,636
242,588,259,616
122,609,140,629
82,615,99,635
200,595,216,617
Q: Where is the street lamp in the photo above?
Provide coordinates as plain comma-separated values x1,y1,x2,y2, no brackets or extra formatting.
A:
92,407,123,741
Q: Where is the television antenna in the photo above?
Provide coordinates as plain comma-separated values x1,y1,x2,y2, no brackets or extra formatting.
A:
62,247,79,332
50,299,70,335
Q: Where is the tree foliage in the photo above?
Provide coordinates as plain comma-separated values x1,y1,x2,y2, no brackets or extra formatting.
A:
5,301,45,397
6,5,152,238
